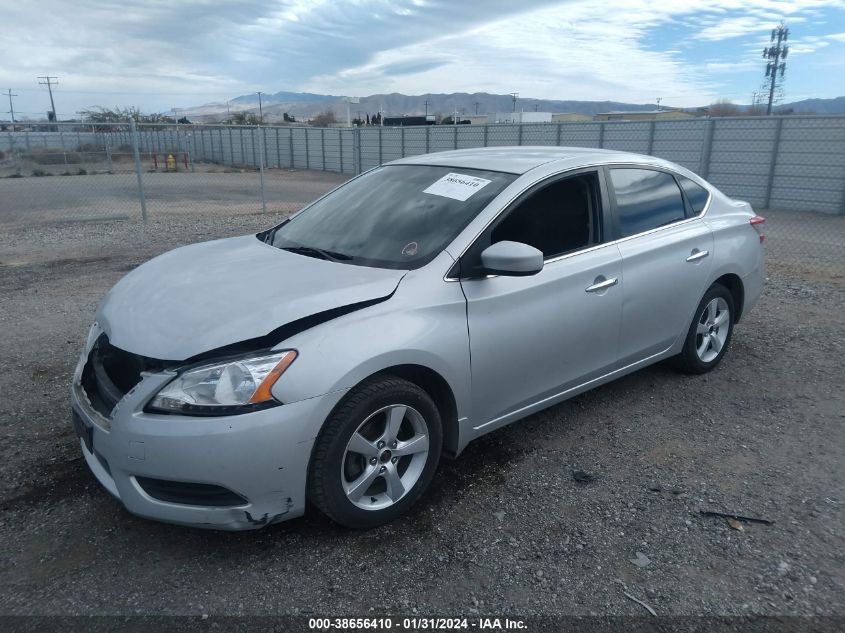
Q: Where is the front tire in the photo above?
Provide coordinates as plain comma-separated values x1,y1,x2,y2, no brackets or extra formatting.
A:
308,375,442,528
673,284,735,374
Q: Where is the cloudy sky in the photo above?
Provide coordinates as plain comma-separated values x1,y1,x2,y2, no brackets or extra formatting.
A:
2,0,844,119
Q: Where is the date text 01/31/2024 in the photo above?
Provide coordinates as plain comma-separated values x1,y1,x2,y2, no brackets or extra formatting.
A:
308,617,528,630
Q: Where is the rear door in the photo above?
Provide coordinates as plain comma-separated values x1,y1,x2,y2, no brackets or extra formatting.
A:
608,167,714,366
457,169,623,431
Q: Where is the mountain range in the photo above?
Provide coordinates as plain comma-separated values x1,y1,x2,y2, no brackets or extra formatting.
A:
185,91,845,122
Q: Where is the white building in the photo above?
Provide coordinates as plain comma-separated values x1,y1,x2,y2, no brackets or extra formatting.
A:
491,111,553,124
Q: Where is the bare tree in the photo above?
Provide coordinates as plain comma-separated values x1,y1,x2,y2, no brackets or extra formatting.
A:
80,106,140,123
230,111,261,125
708,100,741,117
311,110,337,127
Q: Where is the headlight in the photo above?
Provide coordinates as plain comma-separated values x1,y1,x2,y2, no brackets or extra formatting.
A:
147,350,297,415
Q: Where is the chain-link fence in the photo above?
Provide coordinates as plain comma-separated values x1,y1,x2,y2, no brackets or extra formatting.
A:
1,117,843,278
0,121,355,226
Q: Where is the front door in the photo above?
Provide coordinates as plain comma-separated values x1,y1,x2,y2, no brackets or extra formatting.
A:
457,170,623,431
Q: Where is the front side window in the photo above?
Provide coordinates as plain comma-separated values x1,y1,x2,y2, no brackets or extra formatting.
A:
270,165,517,269
610,168,686,237
457,171,601,278
491,172,599,258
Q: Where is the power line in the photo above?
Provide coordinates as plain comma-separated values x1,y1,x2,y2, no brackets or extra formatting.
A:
3,88,18,122
762,22,789,115
37,75,59,121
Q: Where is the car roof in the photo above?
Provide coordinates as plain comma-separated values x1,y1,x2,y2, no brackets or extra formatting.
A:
388,145,663,175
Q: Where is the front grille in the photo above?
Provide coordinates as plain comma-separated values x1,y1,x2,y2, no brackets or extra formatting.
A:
135,477,248,507
80,334,170,418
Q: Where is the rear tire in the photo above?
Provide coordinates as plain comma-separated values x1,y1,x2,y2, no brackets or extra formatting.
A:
672,284,735,374
308,375,442,528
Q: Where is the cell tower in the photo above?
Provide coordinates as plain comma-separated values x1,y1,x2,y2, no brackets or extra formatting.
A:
761,22,789,115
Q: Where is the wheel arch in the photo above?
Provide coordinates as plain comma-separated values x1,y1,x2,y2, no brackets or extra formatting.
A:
328,364,461,460
712,273,745,322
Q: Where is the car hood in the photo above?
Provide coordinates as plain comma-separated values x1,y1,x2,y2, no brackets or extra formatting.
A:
97,235,406,361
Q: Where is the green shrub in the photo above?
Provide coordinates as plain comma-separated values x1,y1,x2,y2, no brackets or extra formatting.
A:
32,168,52,177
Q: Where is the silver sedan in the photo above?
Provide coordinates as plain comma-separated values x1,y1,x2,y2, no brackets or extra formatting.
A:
71,147,765,529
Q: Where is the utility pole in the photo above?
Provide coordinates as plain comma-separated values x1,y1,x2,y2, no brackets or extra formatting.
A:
510,92,519,112
656,97,662,111
226,100,231,118
750,91,764,114
474,101,480,115
762,22,789,115
257,91,264,123
37,75,59,122
3,88,17,123
424,99,430,116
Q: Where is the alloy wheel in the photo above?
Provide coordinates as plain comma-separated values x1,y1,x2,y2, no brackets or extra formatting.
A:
695,297,730,363
341,404,430,511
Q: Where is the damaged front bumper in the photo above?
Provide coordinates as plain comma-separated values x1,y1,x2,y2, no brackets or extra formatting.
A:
70,348,347,531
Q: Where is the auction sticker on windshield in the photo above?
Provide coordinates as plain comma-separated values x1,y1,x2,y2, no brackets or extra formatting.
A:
423,172,492,202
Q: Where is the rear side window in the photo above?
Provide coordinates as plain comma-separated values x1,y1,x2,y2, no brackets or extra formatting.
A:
676,175,710,215
610,168,686,237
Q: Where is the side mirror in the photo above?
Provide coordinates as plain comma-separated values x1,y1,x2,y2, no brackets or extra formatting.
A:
480,241,544,277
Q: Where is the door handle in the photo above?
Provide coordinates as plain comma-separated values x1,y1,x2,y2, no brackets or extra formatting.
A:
585,277,618,293
686,249,709,262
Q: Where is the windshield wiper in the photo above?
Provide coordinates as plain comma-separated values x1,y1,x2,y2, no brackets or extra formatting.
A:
281,245,354,262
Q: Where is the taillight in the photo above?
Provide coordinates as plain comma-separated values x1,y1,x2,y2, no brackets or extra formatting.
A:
750,215,765,243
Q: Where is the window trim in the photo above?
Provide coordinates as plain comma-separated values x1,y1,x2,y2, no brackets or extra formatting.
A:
444,161,712,282
448,167,609,280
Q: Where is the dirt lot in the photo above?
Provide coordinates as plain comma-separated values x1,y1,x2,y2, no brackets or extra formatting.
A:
0,171,842,618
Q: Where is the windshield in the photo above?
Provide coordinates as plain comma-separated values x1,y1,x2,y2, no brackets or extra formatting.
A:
270,165,517,269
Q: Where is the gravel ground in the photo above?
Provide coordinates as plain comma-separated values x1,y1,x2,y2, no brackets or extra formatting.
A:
0,176,842,617
0,167,349,226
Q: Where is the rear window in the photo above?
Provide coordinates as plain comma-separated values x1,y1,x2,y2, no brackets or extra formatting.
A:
677,175,710,215
609,168,686,237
